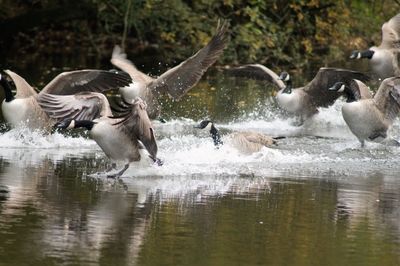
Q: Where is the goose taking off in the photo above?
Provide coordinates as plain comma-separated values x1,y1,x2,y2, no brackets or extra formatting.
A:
329,77,400,147
350,13,400,79
194,120,279,154
45,96,161,178
110,20,229,119
226,64,370,124
0,69,131,130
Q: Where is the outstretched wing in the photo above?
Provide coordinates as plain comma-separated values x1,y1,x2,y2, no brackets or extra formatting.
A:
37,92,112,121
380,13,400,49
110,97,158,159
40,70,132,95
374,77,400,122
110,45,154,84
147,20,229,100
224,64,285,90
303,68,370,107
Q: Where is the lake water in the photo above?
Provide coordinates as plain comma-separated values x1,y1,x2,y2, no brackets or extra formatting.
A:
0,58,399,265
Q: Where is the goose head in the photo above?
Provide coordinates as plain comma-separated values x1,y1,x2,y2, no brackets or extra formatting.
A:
329,81,358,103
278,72,292,94
194,120,223,147
350,50,374,59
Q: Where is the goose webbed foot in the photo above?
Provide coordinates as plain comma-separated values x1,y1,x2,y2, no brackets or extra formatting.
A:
106,164,129,179
149,155,163,166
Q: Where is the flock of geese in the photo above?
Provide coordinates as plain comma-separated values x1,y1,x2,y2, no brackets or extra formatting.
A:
1,14,400,177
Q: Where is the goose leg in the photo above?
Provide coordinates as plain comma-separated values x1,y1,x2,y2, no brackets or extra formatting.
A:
360,140,365,148
107,164,129,179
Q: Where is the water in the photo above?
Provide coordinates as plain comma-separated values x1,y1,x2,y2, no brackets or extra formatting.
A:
1,65,400,265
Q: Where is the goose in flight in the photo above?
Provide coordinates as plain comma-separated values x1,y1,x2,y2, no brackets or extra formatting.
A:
40,93,160,178
226,64,370,124
110,21,229,119
350,13,400,79
0,69,131,131
194,120,281,154
329,77,400,147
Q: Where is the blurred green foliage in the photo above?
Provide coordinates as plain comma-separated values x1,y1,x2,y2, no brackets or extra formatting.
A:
0,0,399,72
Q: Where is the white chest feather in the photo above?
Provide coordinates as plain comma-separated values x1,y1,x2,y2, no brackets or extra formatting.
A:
2,99,29,126
342,101,387,140
276,90,302,113
90,120,140,162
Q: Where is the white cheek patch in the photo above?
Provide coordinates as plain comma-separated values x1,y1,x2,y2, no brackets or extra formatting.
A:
205,122,213,131
67,120,75,129
285,74,290,82
356,52,361,59
338,84,345,92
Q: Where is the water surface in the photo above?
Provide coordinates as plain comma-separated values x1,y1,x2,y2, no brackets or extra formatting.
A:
0,59,399,265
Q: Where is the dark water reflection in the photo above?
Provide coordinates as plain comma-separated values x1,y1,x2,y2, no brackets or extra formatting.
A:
0,149,399,265
0,52,400,265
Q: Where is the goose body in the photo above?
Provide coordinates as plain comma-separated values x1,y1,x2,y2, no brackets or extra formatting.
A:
110,21,229,119
226,64,370,123
329,77,400,146
195,120,278,154
350,13,400,79
0,69,131,130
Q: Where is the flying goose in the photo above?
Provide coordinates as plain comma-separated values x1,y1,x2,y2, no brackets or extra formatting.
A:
329,77,400,147
110,21,229,119
226,64,370,124
350,13,400,79
44,95,160,178
194,120,280,154
0,69,131,130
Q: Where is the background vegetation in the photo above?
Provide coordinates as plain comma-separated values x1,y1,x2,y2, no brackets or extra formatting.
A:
0,0,399,74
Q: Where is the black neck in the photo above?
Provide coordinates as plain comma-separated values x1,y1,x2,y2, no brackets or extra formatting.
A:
360,49,374,59
282,79,292,94
344,89,357,103
210,124,223,147
0,77,14,102
74,120,95,130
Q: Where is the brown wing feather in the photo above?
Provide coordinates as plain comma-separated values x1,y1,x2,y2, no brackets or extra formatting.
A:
303,68,370,108
110,98,158,159
381,13,400,49
374,77,400,122
224,64,286,90
37,92,111,121
5,70,37,98
110,45,154,84
148,20,229,100
40,70,132,95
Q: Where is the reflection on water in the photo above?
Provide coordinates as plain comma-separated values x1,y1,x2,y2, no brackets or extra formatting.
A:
1,61,400,265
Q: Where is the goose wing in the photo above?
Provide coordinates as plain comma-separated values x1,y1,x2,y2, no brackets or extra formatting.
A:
380,13,400,49
37,92,112,121
374,77,400,122
303,68,370,107
40,70,132,95
110,45,154,84
147,20,229,100
110,97,158,159
4,70,37,98
350,79,373,100
224,64,286,90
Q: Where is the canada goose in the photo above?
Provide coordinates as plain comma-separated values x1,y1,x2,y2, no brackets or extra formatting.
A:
109,21,229,119
226,64,370,124
329,77,400,147
194,120,279,154
49,96,161,178
0,69,131,130
350,13,400,79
